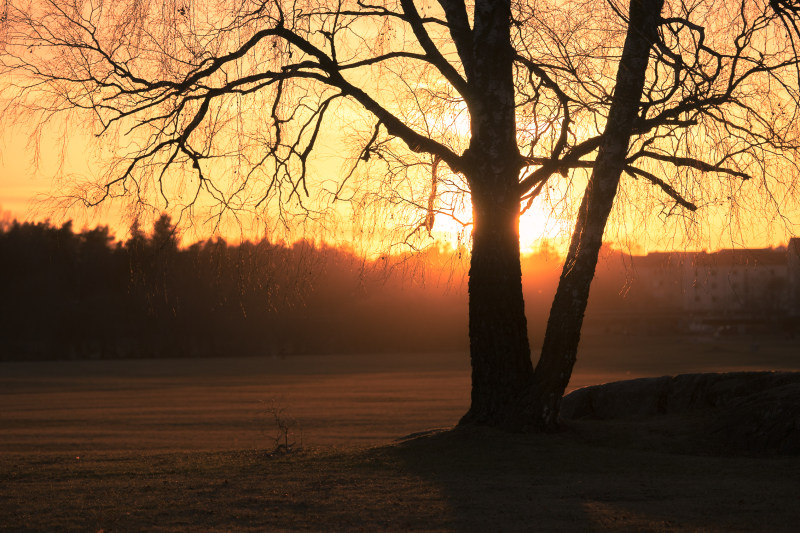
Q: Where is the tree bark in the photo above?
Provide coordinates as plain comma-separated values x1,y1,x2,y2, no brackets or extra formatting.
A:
459,0,664,431
530,0,666,429
458,0,535,430
459,174,534,429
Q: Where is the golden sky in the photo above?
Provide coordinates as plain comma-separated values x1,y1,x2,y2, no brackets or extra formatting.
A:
2,117,798,256
1,122,108,228
2,96,795,256
0,97,574,252
0,1,800,253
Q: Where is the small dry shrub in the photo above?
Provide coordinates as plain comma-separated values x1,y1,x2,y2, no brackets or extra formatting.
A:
261,399,302,455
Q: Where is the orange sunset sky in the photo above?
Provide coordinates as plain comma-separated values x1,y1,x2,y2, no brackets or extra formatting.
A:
2,110,799,255
3,0,800,257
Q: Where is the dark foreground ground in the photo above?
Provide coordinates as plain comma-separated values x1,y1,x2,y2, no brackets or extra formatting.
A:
3,427,800,532
1,333,799,531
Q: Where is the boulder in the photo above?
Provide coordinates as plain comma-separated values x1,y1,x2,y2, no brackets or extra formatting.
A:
560,372,800,455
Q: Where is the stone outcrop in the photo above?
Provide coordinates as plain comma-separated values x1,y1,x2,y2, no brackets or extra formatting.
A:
560,372,800,455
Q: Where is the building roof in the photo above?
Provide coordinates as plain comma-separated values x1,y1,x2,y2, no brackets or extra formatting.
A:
692,248,786,267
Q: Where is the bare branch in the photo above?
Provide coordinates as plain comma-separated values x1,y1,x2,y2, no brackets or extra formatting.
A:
624,165,698,211
630,149,753,181
398,0,470,99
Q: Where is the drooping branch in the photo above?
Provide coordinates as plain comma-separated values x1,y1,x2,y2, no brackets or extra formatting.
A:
327,73,465,171
424,155,441,233
624,165,698,211
629,149,753,181
3,0,473,195
514,54,573,160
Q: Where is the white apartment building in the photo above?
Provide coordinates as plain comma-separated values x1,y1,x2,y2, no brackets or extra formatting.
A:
634,238,800,318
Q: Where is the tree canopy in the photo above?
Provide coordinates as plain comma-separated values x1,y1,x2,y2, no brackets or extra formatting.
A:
2,0,798,240
2,0,800,429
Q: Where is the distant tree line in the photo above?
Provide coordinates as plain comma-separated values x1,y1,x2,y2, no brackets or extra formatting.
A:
1,216,479,360
1,216,701,361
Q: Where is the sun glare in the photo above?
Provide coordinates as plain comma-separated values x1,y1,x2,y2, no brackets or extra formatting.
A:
519,206,571,254
431,192,571,256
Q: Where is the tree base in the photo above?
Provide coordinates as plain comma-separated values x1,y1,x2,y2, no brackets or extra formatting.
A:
457,389,562,433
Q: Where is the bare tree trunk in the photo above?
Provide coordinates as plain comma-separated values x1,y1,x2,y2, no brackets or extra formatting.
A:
458,0,535,430
530,0,666,429
460,175,534,429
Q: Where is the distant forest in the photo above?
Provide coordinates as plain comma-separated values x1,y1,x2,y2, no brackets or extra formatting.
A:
0,216,644,361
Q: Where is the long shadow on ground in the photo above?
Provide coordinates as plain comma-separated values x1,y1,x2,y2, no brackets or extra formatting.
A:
382,373,800,532
382,423,800,532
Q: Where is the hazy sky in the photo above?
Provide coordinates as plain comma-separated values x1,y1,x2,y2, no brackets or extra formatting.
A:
1,104,794,255
2,1,798,255
2,119,798,255
0,115,578,252
1,127,45,217
1,122,97,225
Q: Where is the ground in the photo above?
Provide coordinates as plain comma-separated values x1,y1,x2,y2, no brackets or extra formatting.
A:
3,428,800,532
1,333,799,531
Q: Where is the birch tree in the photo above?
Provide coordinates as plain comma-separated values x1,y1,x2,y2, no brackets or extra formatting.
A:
2,0,799,429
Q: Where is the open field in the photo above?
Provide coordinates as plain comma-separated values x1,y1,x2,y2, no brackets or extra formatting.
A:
4,429,800,532
2,333,799,531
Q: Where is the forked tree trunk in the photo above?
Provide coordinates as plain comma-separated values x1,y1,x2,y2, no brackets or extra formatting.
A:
530,0,666,429
460,0,663,431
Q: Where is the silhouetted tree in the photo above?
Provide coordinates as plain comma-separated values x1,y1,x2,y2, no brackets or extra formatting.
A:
3,0,800,428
